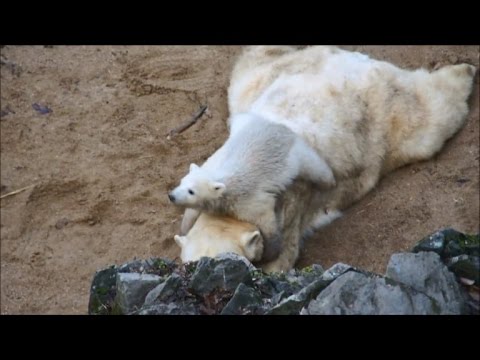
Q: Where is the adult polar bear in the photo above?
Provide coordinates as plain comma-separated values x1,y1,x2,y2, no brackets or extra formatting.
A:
175,46,476,272
229,46,476,213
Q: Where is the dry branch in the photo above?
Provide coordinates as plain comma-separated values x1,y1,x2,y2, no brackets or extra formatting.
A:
0,184,37,200
166,105,208,139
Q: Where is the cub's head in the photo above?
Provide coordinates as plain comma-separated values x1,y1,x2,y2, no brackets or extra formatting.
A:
174,213,264,263
168,163,226,207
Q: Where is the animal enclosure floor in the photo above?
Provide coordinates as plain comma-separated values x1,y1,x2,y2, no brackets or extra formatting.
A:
1,45,478,314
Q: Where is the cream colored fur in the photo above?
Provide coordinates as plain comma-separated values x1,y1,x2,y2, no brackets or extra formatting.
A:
229,46,476,211
176,46,477,273
175,212,263,263
170,108,335,261
176,180,337,273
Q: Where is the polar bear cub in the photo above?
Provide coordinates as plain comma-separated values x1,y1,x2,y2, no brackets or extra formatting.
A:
169,112,335,261
174,212,264,263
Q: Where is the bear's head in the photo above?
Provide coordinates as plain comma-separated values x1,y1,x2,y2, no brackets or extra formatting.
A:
174,213,264,263
168,163,226,207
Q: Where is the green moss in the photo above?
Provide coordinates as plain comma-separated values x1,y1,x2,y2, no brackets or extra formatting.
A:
154,258,168,270
301,266,314,273
95,286,109,296
90,296,111,315
110,301,124,315
250,269,265,280
90,285,118,314
263,270,286,279
90,297,102,314
88,266,118,314
91,290,126,315
184,261,197,275
461,234,479,247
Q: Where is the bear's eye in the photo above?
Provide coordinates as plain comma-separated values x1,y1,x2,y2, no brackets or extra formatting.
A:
188,189,195,195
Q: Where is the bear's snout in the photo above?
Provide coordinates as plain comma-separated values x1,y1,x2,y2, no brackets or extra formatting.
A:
168,193,176,203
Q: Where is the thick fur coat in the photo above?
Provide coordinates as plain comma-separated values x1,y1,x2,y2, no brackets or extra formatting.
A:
175,46,477,272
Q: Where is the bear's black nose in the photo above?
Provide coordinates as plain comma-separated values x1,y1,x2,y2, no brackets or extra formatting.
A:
168,193,176,202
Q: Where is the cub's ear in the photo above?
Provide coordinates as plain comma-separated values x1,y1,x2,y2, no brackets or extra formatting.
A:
241,230,263,261
174,235,187,248
241,230,262,248
211,182,226,194
189,163,200,172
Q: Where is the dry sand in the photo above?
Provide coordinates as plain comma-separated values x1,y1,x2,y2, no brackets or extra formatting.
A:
1,45,478,314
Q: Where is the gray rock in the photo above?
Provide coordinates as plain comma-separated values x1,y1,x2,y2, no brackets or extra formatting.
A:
268,278,330,315
412,230,447,255
283,266,324,285
253,265,324,303
221,283,264,315
189,256,252,296
89,265,118,315
412,228,479,258
447,255,479,285
386,252,464,314
320,263,354,282
89,228,477,315
270,291,287,306
136,303,199,315
118,257,176,276
115,273,163,314
305,271,438,315
144,273,183,306
445,240,465,258
118,259,146,273
254,273,301,300
445,233,479,258
216,252,257,271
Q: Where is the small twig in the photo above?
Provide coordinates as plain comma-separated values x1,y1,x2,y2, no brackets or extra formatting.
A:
0,184,37,200
166,105,208,139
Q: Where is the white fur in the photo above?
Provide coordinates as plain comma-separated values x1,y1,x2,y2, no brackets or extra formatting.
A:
174,46,476,273
228,46,477,210
309,210,343,231
170,112,336,260
174,213,263,263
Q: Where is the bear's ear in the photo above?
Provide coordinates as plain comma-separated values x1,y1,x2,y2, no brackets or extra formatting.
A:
189,163,199,172
241,230,263,261
211,182,226,194
174,235,187,248
241,230,262,252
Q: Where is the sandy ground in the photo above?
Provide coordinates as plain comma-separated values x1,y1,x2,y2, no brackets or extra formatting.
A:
0,45,478,314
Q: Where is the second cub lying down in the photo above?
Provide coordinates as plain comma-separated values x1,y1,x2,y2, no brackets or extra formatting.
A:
175,180,340,273
174,213,264,264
